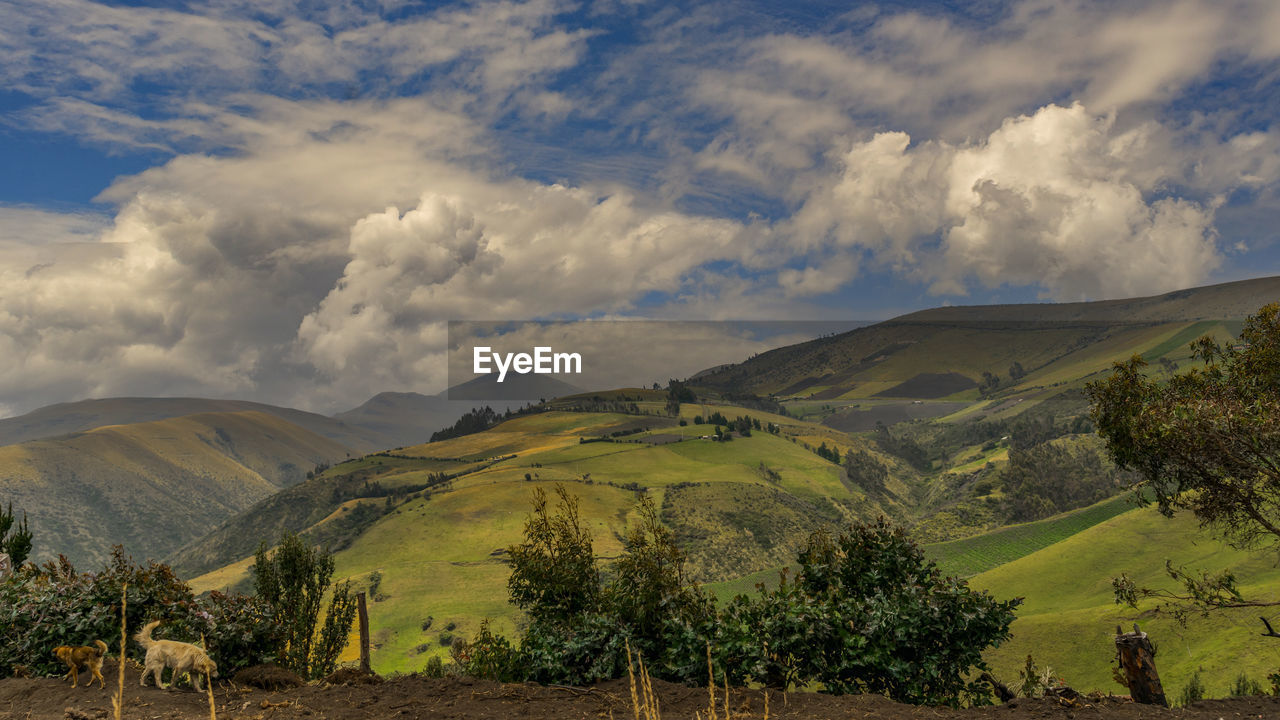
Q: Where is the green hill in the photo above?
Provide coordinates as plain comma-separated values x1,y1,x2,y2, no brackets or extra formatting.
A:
695,276,1278,403
172,278,1280,682
969,506,1280,698
1,411,352,568
0,396,388,451
188,405,920,672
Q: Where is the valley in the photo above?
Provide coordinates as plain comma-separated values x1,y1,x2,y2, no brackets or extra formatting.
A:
5,276,1280,706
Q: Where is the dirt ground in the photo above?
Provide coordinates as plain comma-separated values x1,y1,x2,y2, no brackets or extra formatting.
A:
3,661,1279,720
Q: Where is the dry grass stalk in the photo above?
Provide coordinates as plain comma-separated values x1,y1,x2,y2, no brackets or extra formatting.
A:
763,689,769,720
626,639,641,720
641,650,659,720
624,640,660,720
201,632,217,720
112,583,126,720
722,671,730,720
705,643,717,720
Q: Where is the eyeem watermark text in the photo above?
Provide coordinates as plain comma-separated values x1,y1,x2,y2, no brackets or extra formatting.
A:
473,346,583,382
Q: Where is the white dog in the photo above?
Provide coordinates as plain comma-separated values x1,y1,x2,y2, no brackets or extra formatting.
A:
134,620,218,691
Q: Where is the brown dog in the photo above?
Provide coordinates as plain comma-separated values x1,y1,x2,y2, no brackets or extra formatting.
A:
135,620,218,691
52,640,108,689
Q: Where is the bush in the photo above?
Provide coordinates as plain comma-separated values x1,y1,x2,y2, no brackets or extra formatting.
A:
252,532,357,680
1180,670,1207,706
506,486,600,626
606,494,714,669
498,489,1018,706
0,502,32,568
460,620,525,682
691,520,1020,705
0,547,281,678
422,654,445,678
781,521,1019,705
1230,671,1263,697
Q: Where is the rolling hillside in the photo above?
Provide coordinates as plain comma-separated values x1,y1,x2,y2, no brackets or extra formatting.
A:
188,403,923,672
81,278,1280,685
970,505,1280,698
1,411,352,567
0,397,388,451
695,276,1278,403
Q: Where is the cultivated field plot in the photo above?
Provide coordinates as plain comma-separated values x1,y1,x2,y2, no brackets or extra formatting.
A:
924,494,1136,577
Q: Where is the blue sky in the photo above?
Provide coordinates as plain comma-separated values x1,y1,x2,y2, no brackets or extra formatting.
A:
1,0,1279,413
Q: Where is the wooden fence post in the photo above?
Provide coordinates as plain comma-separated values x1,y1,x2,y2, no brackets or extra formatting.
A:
357,592,371,673
1115,623,1166,706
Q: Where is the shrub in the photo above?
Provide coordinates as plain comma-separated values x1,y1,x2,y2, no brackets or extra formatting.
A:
422,655,445,678
779,520,1020,705
1180,670,1206,706
687,521,1020,705
0,547,280,678
252,532,357,680
498,489,1018,706
0,502,32,568
506,486,600,626
461,620,525,682
1230,671,1263,697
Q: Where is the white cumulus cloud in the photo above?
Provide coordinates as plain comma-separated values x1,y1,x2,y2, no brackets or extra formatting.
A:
790,103,1231,300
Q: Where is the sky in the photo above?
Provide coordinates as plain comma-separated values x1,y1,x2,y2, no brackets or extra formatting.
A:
1,0,1279,415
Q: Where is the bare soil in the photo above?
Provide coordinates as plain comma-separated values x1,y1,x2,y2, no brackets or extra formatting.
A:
4,661,1278,720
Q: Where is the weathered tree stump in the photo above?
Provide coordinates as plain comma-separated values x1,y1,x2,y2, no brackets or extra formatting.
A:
1115,623,1167,706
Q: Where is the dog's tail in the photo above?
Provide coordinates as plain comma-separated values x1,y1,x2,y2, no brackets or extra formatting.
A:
93,639,108,657
134,620,161,650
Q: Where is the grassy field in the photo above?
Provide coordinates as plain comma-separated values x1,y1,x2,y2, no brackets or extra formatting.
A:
923,494,1138,577
189,406,897,674
970,506,1280,698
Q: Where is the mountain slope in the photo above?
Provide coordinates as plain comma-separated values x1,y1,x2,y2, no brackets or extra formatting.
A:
0,397,387,451
696,276,1278,400
970,506,1280,696
2,411,352,567
187,403,917,671
332,392,470,449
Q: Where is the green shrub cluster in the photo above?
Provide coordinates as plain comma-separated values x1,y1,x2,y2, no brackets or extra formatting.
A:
0,547,282,678
457,486,1020,707
251,531,357,680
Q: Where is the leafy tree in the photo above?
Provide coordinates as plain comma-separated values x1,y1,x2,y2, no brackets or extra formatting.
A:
607,494,714,664
1088,303,1280,616
0,502,32,568
978,370,1001,397
844,449,888,491
1000,442,1123,522
507,486,713,685
252,532,357,679
507,485,600,624
697,520,1019,705
785,520,1020,705
1008,361,1026,382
